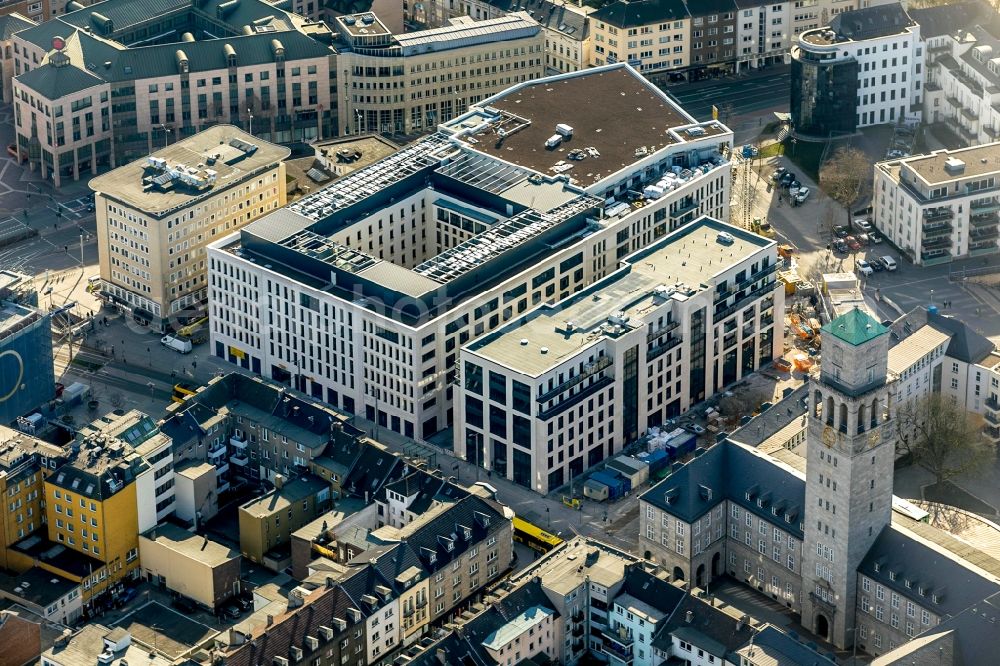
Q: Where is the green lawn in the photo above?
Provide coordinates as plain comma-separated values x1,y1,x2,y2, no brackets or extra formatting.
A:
760,138,828,182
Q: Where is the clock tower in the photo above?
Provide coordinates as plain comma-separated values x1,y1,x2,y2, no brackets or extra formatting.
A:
801,308,895,649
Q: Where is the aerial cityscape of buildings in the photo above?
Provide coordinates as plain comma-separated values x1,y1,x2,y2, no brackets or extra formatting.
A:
4,0,1000,665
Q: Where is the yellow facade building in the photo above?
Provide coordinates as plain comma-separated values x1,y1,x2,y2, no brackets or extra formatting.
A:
42,439,147,604
0,427,66,571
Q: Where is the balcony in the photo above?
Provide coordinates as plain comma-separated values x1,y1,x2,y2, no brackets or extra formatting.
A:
215,461,230,476
971,226,1000,241
957,124,978,142
646,319,680,343
985,425,1000,442
922,221,952,237
962,106,979,122
715,280,778,321
536,355,613,404
952,68,985,95
208,445,227,462
922,236,952,250
972,216,1000,231
946,95,962,108
969,241,998,255
923,207,954,221
669,199,700,219
809,591,838,611
217,479,230,494
601,635,634,664
230,454,249,466
538,376,614,420
572,625,585,637
972,198,1000,213
986,396,1000,411
230,436,248,450
648,335,682,361
920,249,952,264
572,610,585,623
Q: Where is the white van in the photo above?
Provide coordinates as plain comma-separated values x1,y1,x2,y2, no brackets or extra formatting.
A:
880,256,897,271
545,135,562,149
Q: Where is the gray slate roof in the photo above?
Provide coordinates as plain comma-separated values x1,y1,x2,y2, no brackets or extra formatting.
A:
641,440,805,538
0,13,35,41
483,0,587,41
728,384,808,448
830,2,916,41
858,525,1000,618
654,594,754,659
742,625,837,666
16,60,105,99
909,1,990,39
928,311,996,365
590,0,688,28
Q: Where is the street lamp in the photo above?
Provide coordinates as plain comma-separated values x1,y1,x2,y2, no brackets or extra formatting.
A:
247,109,254,136
845,627,859,665
790,137,798,157
157,124,171,149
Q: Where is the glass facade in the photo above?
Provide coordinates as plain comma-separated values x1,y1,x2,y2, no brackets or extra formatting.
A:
791,54,859,136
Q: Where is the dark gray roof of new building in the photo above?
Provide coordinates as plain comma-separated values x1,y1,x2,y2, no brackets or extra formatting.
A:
482,0,587,40
858,525,1000,618
405,495,509,573
619,568,686,617
908,591,1000,666
0,13,34,41
222,584,361,666
341,445,405,499
16,60,105,99
740,625,837,666
590,0,688,28
407,578,556,666
378,468,469,515
654,594,755,659
927,312,995,364
830,3,916,41
728,384,808,448
641,441,805,538
909,1,990,39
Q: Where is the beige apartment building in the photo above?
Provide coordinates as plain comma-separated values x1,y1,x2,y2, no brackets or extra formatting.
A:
91,125,288,330
333,12,545,135
138,522,241,611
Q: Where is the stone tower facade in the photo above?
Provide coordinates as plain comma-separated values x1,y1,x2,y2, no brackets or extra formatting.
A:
801,308,896,649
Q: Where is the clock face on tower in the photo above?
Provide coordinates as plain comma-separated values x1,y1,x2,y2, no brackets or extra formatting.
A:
869,430,881,447
822,425,835,447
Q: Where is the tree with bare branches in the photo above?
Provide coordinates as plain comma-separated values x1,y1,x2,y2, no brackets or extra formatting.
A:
819,146,872,224
896,393,992,485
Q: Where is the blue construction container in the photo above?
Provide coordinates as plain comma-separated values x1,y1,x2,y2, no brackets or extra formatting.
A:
637,449,669,476
590,471,626,499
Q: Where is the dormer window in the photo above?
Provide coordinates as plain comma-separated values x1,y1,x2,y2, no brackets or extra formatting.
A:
745,491,752,501
874,563,881,573
889,571,896,581
905,579,912,589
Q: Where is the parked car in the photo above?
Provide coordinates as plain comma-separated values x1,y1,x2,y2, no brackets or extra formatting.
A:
684,423,706,435
868,258,884,272
235,596,254,611
172,597,197,613
6,144,17,159
222,604,242,620
880,256,898,271
788,180,801,191
869,233,883,244
780,172,795,186
856,259,874,276
795,187,811,203
834,225,849,238
771,167,787,181
118,587,139,605
833,239,849,253
845,236,861,251
774,358,793,372
854,218,873,233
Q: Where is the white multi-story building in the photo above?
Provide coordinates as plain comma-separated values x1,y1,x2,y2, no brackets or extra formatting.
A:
920,2,1000,147
874,143,1000,265
791,3,922,136
207,64,734,447
457,218,782,494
